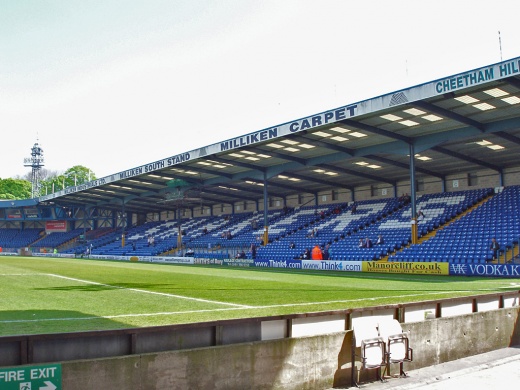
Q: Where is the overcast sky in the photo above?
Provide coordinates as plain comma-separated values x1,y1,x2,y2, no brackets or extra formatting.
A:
1,0,519,179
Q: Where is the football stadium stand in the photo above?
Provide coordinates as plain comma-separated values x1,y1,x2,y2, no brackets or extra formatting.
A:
0,56,519,272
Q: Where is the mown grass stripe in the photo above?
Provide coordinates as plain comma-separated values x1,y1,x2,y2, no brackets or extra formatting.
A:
48,273,253,308
0,288,492,325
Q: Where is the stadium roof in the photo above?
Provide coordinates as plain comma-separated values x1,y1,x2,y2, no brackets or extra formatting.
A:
33,56,520,215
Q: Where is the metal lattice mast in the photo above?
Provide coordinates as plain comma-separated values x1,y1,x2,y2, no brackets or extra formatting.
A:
23,141,45,198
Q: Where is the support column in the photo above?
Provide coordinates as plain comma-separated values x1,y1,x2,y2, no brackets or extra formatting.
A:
263,172,269,246
409,144,418,244
121,203,126,247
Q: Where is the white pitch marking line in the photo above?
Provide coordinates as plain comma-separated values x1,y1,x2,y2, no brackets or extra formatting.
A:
0,288,497,325
47,273,253,308
0,273,44,276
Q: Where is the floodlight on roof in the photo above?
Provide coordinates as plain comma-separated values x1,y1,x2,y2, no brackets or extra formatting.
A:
380,114,402,121
245,180,264,186
455,95,479,104
266,143,284,148
403,108,426,116
483,88,508,97
329,126,350,133
475,140,504,150
399,120,419,127
473,102,495,111
502,96,520,104
422,114,443,122
313,131,332,137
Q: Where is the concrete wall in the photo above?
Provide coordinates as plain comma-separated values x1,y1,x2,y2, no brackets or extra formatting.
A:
61,307,520,390
404,306,520,370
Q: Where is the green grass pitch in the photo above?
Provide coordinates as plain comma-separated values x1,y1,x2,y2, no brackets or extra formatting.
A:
1,257,518,336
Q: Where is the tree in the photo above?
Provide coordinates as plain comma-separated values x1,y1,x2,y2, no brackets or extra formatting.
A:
39,166,97,195
16,168,54,182
0,165,97,198
0,178,32,200
63,166,97,186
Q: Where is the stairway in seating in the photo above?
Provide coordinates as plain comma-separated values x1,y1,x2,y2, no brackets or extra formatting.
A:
378,194,495,262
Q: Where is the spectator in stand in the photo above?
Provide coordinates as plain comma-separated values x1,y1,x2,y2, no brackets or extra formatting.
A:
322,244,330,260
376,235,384,245
351,202,357,214
490,238,500,261
289,242,296,249
311,244,323,260
250,242,257,259
185,247,195,257
364,237,373,248
358,238,366,248
307,228,314,238
416,209,425,221
300,248,310,260
202,227,208,234
235,250,246,259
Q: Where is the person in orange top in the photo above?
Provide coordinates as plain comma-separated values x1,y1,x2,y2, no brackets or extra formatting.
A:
311,244,323,260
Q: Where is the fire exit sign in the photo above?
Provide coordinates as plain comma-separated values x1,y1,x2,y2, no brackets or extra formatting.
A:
0,363,61,390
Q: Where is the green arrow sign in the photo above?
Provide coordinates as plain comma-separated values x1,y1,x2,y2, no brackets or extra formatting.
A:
0,363,61,390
